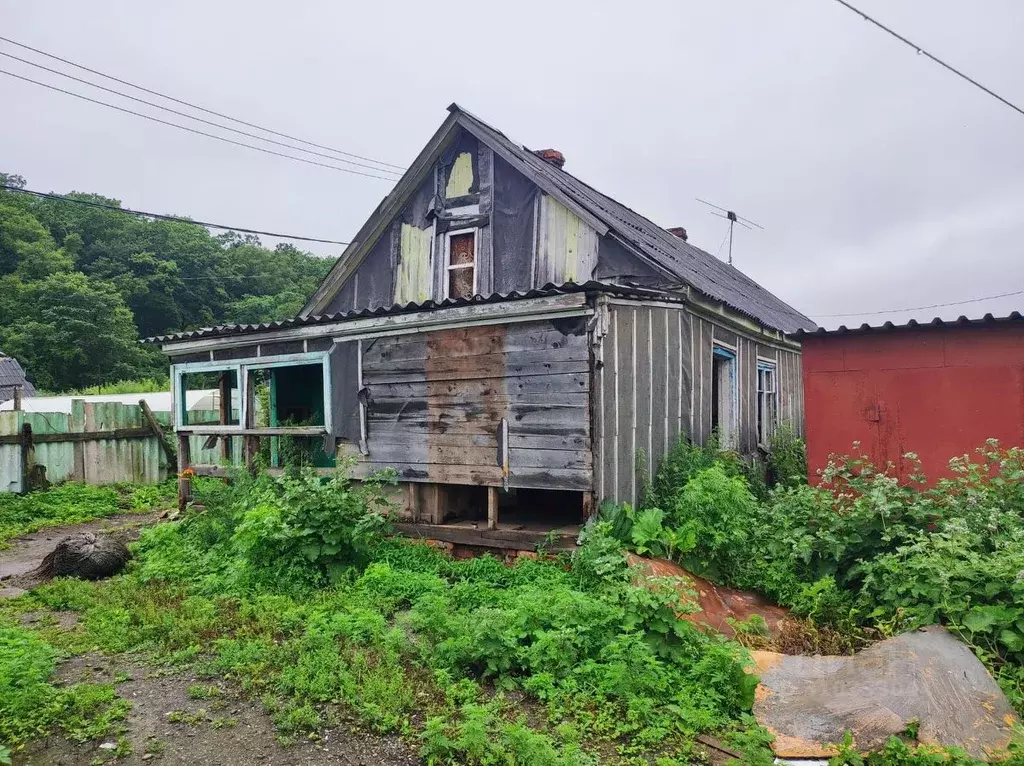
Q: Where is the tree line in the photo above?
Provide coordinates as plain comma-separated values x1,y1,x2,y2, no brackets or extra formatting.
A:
0,173,334,392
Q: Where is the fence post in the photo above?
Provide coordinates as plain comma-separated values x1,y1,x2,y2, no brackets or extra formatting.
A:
177,432,192,512
19,422,32,495
12,385,22,412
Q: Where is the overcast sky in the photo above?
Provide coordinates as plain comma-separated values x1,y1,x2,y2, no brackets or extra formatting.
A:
3,0,1023,329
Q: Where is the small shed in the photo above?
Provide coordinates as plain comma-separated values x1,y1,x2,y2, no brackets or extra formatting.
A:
0,351,34,404
794,312,1024,483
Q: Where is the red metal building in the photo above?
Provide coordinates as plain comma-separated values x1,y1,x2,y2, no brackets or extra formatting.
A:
793,313,1024,483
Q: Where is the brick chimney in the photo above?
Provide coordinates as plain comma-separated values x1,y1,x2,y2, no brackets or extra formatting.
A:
666,227,688,241
533,149,566,169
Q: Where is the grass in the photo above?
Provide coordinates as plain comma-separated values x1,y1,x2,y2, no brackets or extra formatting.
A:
3,457,1020,764
0,481,177,549
0,472,772,763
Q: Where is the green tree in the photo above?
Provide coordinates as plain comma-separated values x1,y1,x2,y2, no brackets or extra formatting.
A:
0,273,147,391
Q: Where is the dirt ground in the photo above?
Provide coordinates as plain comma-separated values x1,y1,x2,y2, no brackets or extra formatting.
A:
2,515,423,766
14,651,420,766
0,512,163,599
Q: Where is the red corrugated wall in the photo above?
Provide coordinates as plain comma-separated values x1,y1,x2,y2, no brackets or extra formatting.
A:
801,324,1024,483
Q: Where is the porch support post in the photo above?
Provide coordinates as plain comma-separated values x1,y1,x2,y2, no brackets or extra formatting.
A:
218,373,231,462
487,486,499,530
177,432,192,512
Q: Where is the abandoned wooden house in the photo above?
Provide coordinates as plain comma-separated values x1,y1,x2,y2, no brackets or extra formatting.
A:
147,104,815,548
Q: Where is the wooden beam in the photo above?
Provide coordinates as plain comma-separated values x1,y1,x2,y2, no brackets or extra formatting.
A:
0,427,158,445
12,386,22,411
162,294,590,355
394,523,577,551
139,399,177,471
177,432,191,512
218,373,231,461
487,486,499,530
176,426,327,437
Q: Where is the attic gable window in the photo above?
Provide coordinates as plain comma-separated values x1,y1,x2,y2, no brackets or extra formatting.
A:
444,229,477,300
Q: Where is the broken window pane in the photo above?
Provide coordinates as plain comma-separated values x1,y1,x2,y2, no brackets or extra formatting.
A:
449,267,475,299
180,369,240,426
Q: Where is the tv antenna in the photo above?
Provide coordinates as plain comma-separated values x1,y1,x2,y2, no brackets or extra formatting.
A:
696,198,764,265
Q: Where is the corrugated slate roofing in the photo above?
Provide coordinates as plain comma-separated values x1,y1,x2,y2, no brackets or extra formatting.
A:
790,311,1024,337
0,354,35,399
144,281,682,344
452,105,816,334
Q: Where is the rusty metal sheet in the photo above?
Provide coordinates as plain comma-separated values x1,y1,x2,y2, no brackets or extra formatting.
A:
752,626,1017,760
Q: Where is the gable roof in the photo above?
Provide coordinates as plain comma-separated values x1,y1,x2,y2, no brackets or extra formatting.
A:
304,105,815,333
0,353,34,400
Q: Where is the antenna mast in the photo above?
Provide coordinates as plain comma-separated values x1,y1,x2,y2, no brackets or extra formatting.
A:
696,199,764,265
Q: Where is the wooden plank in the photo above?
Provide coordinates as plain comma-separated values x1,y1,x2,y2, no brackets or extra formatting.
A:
367,403,589,431
0,427,156,445
508,448,592,470
368,392,589,409
140,399,177,471
364,429,586,451
635,307,653,493
368,373,589,399
362,326,584,365
367,444,589,471
363,360,590,386
177,426,327,437
700,317,714,445
364,347,589,376
394,522,577,551
350,461,591,491
614,307,634,506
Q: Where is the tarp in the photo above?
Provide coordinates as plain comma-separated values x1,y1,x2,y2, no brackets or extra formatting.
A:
752,626,1017,760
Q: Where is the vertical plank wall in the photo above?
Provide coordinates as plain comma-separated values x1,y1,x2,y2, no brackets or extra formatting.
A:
596,302,804,507
689,313,804,455
595,303,692,508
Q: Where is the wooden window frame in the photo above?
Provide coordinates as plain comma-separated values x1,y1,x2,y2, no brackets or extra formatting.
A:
171,351,333,433
756,359,778,449
442,227,478,300
711,344,738,450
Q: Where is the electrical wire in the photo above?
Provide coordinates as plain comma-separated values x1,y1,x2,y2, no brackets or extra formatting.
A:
814,287,1024,318
1,184,351,246
0,35,406,170
0,69,399,182
831,0,1024,119
0,51,402,177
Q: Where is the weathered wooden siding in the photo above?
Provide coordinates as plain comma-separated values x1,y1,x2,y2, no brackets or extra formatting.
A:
536,195,599,285
689,311,804,452
595,303,692,507
353,318,592,491
596,302,803,506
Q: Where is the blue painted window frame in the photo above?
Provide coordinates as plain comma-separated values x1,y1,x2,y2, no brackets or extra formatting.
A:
712,344,738,448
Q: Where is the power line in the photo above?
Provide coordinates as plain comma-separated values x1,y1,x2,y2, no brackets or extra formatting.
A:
0,69,399,182
0,50,402,178
831,0,1024,119
0,35,406,171
814,287,1024,319
1,184,351,246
